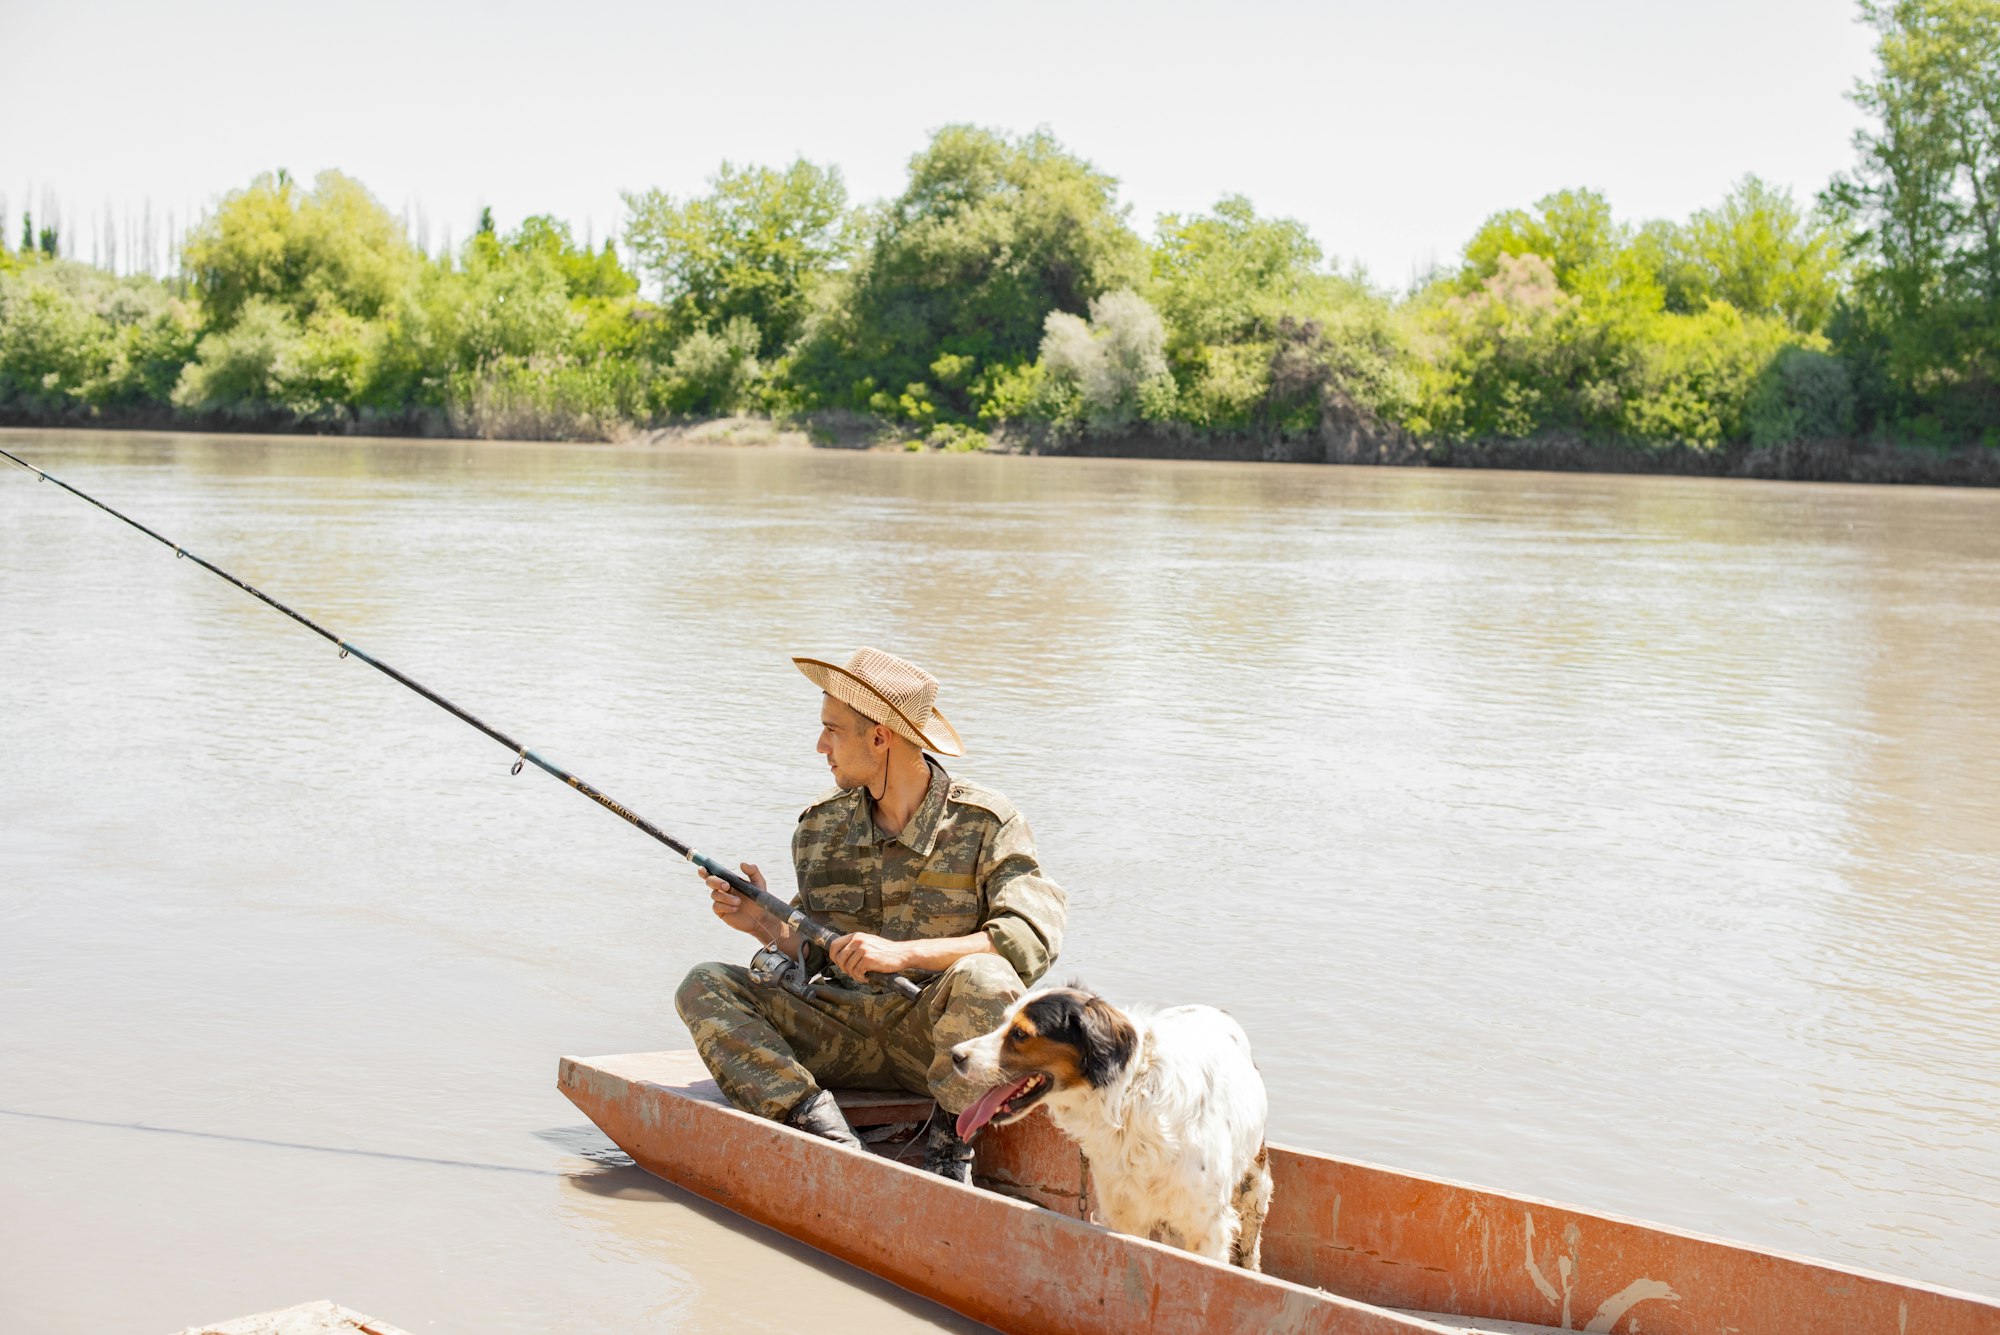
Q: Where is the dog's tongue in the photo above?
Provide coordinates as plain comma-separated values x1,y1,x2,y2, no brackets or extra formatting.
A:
956,1075,1034,1141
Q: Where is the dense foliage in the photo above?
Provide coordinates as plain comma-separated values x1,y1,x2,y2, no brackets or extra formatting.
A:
3,1,1994,456
1826,0,2000,440
786,126,1146,426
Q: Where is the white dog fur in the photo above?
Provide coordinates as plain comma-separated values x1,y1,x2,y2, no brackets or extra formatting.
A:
950,985,1272,1269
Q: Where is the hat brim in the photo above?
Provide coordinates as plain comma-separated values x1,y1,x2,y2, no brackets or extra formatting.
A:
793,656,965,757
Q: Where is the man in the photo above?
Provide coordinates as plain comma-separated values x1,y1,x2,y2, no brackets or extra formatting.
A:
676,646,1067,1181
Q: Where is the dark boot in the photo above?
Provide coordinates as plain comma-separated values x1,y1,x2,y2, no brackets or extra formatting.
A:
922,1119,974,1183
786,1090,863,1150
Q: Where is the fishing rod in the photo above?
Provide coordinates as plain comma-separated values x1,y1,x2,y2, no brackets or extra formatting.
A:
0,444,921,1001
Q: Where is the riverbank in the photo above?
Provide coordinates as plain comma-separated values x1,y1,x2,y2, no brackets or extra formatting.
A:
1031,422,2000,487
8,407,1998,487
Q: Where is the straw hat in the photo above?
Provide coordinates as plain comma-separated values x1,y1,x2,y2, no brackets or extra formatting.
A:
793,647,965,757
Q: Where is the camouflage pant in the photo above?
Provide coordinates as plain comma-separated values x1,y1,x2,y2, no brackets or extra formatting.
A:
674,953,1025,1122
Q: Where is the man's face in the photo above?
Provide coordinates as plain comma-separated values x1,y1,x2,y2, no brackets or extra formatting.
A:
816,695,883,789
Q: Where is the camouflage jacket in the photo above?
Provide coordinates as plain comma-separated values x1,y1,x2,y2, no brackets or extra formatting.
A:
789,758,1066,988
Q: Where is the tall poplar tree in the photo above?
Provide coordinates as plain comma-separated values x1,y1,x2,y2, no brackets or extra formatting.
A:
1828,0,2000,432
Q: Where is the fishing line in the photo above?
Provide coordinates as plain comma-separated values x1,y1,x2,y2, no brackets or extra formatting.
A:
0,445,920,999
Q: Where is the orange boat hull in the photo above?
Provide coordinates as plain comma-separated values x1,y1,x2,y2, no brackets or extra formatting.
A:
558,1051,2000,1335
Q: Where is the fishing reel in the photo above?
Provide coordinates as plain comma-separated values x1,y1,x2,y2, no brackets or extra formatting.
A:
748,943,823,1002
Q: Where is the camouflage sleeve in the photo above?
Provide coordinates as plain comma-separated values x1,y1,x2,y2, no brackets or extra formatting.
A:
979,812,1067,985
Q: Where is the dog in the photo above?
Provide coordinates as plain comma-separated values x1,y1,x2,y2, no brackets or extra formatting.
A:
950,984,1272,1269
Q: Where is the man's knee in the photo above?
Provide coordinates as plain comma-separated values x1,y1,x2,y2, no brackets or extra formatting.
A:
923,954,1028,1111
937,952,1025,1006
675,960,753,1024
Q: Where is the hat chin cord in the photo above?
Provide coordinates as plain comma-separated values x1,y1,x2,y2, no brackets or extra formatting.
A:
862,721,904,802
868,734,928,814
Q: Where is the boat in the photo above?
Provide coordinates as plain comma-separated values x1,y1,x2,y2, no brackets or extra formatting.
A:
558,1050,2000,1335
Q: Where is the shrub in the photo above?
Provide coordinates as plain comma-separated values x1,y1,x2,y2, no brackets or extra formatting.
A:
660,316,763,415
1745,346,1858,445
1411,253,1595,440
924,422,992,452
1038,289,1175,427
452,244,578,366
973,360,1061,422
0,272,111,411
1619,303,1804,446
447,355,654,440
171,297,309,417
1176,342,1272,428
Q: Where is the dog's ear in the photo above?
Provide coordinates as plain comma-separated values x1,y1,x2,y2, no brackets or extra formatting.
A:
1074,993,1137,1088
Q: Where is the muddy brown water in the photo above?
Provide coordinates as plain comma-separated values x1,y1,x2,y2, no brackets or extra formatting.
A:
2,429,1996,1332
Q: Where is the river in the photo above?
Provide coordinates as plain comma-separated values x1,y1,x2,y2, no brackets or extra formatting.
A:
2,429,1996,1331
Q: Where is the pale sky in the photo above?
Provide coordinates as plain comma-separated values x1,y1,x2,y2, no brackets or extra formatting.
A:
3,0,1879,292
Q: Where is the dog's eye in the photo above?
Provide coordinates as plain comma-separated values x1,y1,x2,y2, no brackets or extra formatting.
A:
1008,1026,1029,1043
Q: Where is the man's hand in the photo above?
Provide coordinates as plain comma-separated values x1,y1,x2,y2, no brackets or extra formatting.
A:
828,931,912,981
701,861,781,942
830,930,1000,981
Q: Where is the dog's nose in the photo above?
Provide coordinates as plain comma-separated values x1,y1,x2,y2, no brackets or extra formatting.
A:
950,1044,969,1072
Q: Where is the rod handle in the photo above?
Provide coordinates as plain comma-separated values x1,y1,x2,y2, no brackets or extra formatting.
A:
688,852,923,1000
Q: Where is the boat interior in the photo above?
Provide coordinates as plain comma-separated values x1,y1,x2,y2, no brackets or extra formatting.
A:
826,1087,1570,1335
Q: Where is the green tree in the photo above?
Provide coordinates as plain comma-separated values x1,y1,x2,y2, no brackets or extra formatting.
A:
624,158,849,353
1826,0,2000,433
1412,253,1596,440
1438,182,1867,445
418,229,578,370
1149,195,1321,351
1744,345,1859,445
0,269,113,411
1620,300,1804,445
0,262,198,413
1143,196,1409,432
183,170,421,329
793,126,1145,418
1462,189,1628,294
172,297,308,416
362,210,639,419
1457,188,1667,351
1633,219,1711,315
1641,177,1844,330
507,214,638,300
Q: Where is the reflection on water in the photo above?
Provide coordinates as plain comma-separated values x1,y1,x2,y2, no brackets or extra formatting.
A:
1,429,1996,1330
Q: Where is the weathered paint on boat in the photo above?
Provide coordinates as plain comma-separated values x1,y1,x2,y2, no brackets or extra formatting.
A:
558,1051,2000,1335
